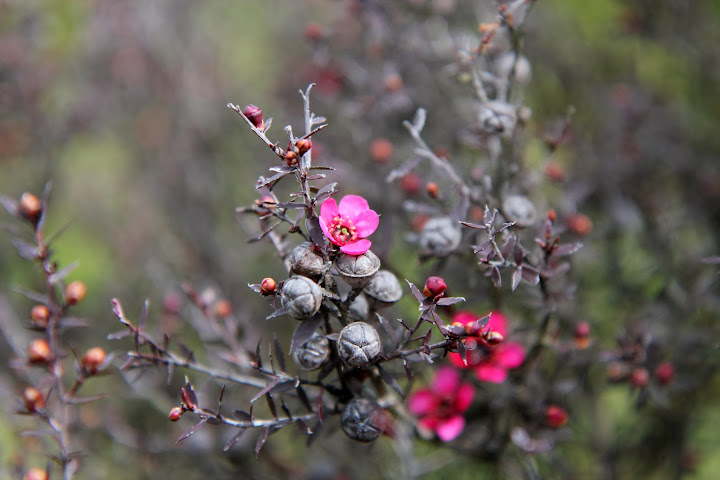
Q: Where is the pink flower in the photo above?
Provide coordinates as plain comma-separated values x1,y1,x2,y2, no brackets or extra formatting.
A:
408,366,475,442
448,311,525,383
318,195,379,255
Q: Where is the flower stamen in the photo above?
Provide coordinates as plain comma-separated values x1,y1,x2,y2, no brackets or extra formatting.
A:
328,215,358,246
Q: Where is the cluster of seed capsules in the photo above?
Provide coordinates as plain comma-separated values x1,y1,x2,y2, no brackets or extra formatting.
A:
253,241,406,442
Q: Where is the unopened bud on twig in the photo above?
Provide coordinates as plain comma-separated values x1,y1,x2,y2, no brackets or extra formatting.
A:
423,276,447,298
242,104,264,130
545,405,568,429
169,406,184,422
260,277,277,295
19,192,42,224
30,305,50,328
24,468,48,480
65,281,87,305
28,338,52,365
23,387,45,412
81,347,107,374
296,138,312,156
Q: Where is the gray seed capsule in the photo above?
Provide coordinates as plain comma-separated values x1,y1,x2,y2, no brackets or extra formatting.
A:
281,276,324,319
288,242,327,278
419,217,462,256
363,270,403,309
292,333,330,371
341,398,384,442
479,101,517,137
337,322,381,367
503,195,537,228
334,250,381,289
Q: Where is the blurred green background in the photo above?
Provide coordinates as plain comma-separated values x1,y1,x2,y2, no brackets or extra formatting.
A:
1,0,720,479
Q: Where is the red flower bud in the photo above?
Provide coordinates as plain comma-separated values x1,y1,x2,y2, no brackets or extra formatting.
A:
214,299,232,318
260,277,276,295
567,213,592,236
400,173,421,195
296,138,312,156
304,22,325,42
19,192,42,223
655,362,675,386
28,338,52,365
24,468,48,480
169,406,184,422
242,104,264,130
484,330,504,345
544,162,566,182
573,321,591,349
23,387,45,412
65,280,87,305
545,405,568,428
30,305,50,328
284,150,298,166
81,347,107,374
426,182,440,199
369,138,394,164
630,367,649,388
423,276,447,298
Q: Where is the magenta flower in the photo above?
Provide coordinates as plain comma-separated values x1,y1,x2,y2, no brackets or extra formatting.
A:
448,311,526,383
408,366,475,442
318,195,379,255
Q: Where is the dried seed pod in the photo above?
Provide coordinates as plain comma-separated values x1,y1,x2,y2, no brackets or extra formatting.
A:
337,322,381,367
292,332,330,371
334,250,381,289
495,52,532,86
503,195,537,228
479,101,517,137
281,276,324,319
419,217,462,256
363,270,403,309
341,398,384,442
288,242,327,278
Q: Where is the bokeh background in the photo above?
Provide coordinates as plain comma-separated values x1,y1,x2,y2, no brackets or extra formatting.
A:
1,0,720,478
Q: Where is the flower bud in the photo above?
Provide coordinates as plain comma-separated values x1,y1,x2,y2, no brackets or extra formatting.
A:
341,398,384,442
28,338,52,365
292,333,330,371
19,192,42,223
545,405,568,429
304,22,325,41
260,277,277,295
384,73,404,92
426,182,439,199
214,299,232,318
630,367,649,388
296,138,312,156
65,280,87,305
419,217,462,256
484,330,504,345
81,347,107,374
284,150,298,166
242,104,264,130
544,162,566,182
400,173,421,196
503,195,537,228
369,138,393,164
423,276,447,298
655,362,675,386
334,250,380,289
24,468,48,480
479,101,517,137
363,270,403,309
281,276,324,319
567,213,592,236
169,406,184,422
30,305,50,328
23,386,45,412
337,322,381,367
288,242,327,278
573,321,591,350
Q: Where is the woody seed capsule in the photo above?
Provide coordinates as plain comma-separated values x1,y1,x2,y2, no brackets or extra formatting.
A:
479,101,517,137
281,276,324,319
341,398,384,442
334,250,381,289
363,270,403,309
419,217,462,256
292,333,330,371
288,242,327,278
503,195,537,228
337,322,381,367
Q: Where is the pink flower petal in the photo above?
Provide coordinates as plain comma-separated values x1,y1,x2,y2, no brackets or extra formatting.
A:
435,415,465,442
495,343,525,369
476,363,508,383
339,239,371,255
454,383,475,412
408,389,438,415
353,210,379,238
486,311,508,337
448,352,471,369
452,311,478,326
338,195,370,219
433,366,460,396
419,416,439,432
319,198,339,222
